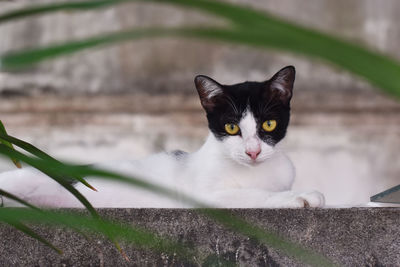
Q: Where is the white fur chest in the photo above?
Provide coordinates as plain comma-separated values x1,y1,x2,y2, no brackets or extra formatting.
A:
185,143,295,194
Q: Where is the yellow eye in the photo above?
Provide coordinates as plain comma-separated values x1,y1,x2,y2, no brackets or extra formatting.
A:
224,123,240,135
262,120,277,132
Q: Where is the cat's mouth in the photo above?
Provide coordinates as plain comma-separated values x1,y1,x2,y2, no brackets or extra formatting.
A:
249,160,262,166
236,157,265,167
237,150,275,167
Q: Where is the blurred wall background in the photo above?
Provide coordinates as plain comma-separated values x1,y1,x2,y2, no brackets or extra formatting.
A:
0,0,399,206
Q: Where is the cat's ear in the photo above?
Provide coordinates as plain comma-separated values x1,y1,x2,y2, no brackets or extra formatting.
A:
268,66,296,105
194,75,223,112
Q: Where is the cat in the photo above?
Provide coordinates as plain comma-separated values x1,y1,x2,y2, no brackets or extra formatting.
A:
0,66,325,208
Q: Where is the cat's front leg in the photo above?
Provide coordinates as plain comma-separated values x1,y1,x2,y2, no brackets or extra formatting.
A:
0,168,79,207
207,189,325,208
268,190,325,208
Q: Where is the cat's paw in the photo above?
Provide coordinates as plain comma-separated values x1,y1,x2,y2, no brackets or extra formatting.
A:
295,191,325,208
266,190,325,208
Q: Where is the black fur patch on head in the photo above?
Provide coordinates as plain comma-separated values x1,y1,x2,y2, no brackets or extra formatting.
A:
194,66,295,145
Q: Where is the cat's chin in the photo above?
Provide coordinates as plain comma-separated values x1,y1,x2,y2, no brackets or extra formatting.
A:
248,161,264,167
234,158,266,168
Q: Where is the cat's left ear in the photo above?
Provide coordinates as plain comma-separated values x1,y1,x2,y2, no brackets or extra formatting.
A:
268,66,296,105
194,75,223,112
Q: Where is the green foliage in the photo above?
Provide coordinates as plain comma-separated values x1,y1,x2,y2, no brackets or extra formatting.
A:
0,208,200,264
4,220,63,254
0,188,61,254
2,0,394,265
0,0,400,98
0,132,334,266
0,121,21,168
0,188,40,211
0,133,96,191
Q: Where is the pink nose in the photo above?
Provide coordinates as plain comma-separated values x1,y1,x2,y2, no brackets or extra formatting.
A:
246,149,261,160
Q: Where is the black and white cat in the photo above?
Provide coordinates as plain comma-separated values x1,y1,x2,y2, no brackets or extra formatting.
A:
0,66,325,208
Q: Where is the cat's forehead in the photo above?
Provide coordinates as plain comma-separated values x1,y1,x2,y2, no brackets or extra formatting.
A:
195,66,294,115
239,109,257,135
220,81,280,115
224,81,265,96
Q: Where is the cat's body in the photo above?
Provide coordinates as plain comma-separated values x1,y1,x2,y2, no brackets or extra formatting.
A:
0,66,325,208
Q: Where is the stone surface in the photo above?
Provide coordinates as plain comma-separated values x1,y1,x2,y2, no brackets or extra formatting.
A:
0,208,399,266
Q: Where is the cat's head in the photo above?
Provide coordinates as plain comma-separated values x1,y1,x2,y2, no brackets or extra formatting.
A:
195,66,295,166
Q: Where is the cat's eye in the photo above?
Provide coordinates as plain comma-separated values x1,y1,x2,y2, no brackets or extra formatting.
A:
224,123,240,135
262,120,277,132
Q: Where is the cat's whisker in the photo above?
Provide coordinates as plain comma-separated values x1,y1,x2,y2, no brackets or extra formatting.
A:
260,94,276,114
223,95,240,115
262,102,281,115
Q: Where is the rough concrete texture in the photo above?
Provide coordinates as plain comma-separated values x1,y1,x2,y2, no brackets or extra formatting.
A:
0,208,399,266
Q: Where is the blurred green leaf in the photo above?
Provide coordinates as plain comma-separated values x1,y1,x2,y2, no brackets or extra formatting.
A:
202,209,334,267
0,142,105,245
5,219,63,254
0,0,129,23
0,140,334,266
0,186,127,262
0,121,21,168
0,133,96,191
0,142,187,262
0,208,199,264
0,0,400,98
0,188,40,210
0,188,62,254
0,143,98,218
0,28,171,71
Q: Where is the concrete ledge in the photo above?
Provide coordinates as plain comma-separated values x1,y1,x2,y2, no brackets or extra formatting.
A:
0,208,399,266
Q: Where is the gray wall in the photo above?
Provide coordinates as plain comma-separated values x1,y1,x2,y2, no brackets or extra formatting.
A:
1,0,400,94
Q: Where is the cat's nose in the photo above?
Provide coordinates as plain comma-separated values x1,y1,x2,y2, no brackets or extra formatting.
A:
246,148,261,160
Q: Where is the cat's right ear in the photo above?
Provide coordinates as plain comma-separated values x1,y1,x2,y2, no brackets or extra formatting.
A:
268,66,296,105
194,75,223,112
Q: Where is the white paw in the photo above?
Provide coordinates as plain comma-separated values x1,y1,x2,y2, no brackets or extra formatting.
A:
296,191,325,208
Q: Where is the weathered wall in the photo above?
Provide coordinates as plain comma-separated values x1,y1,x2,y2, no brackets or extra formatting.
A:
1,91,399,206
1,0,400,94
0,208,399,266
